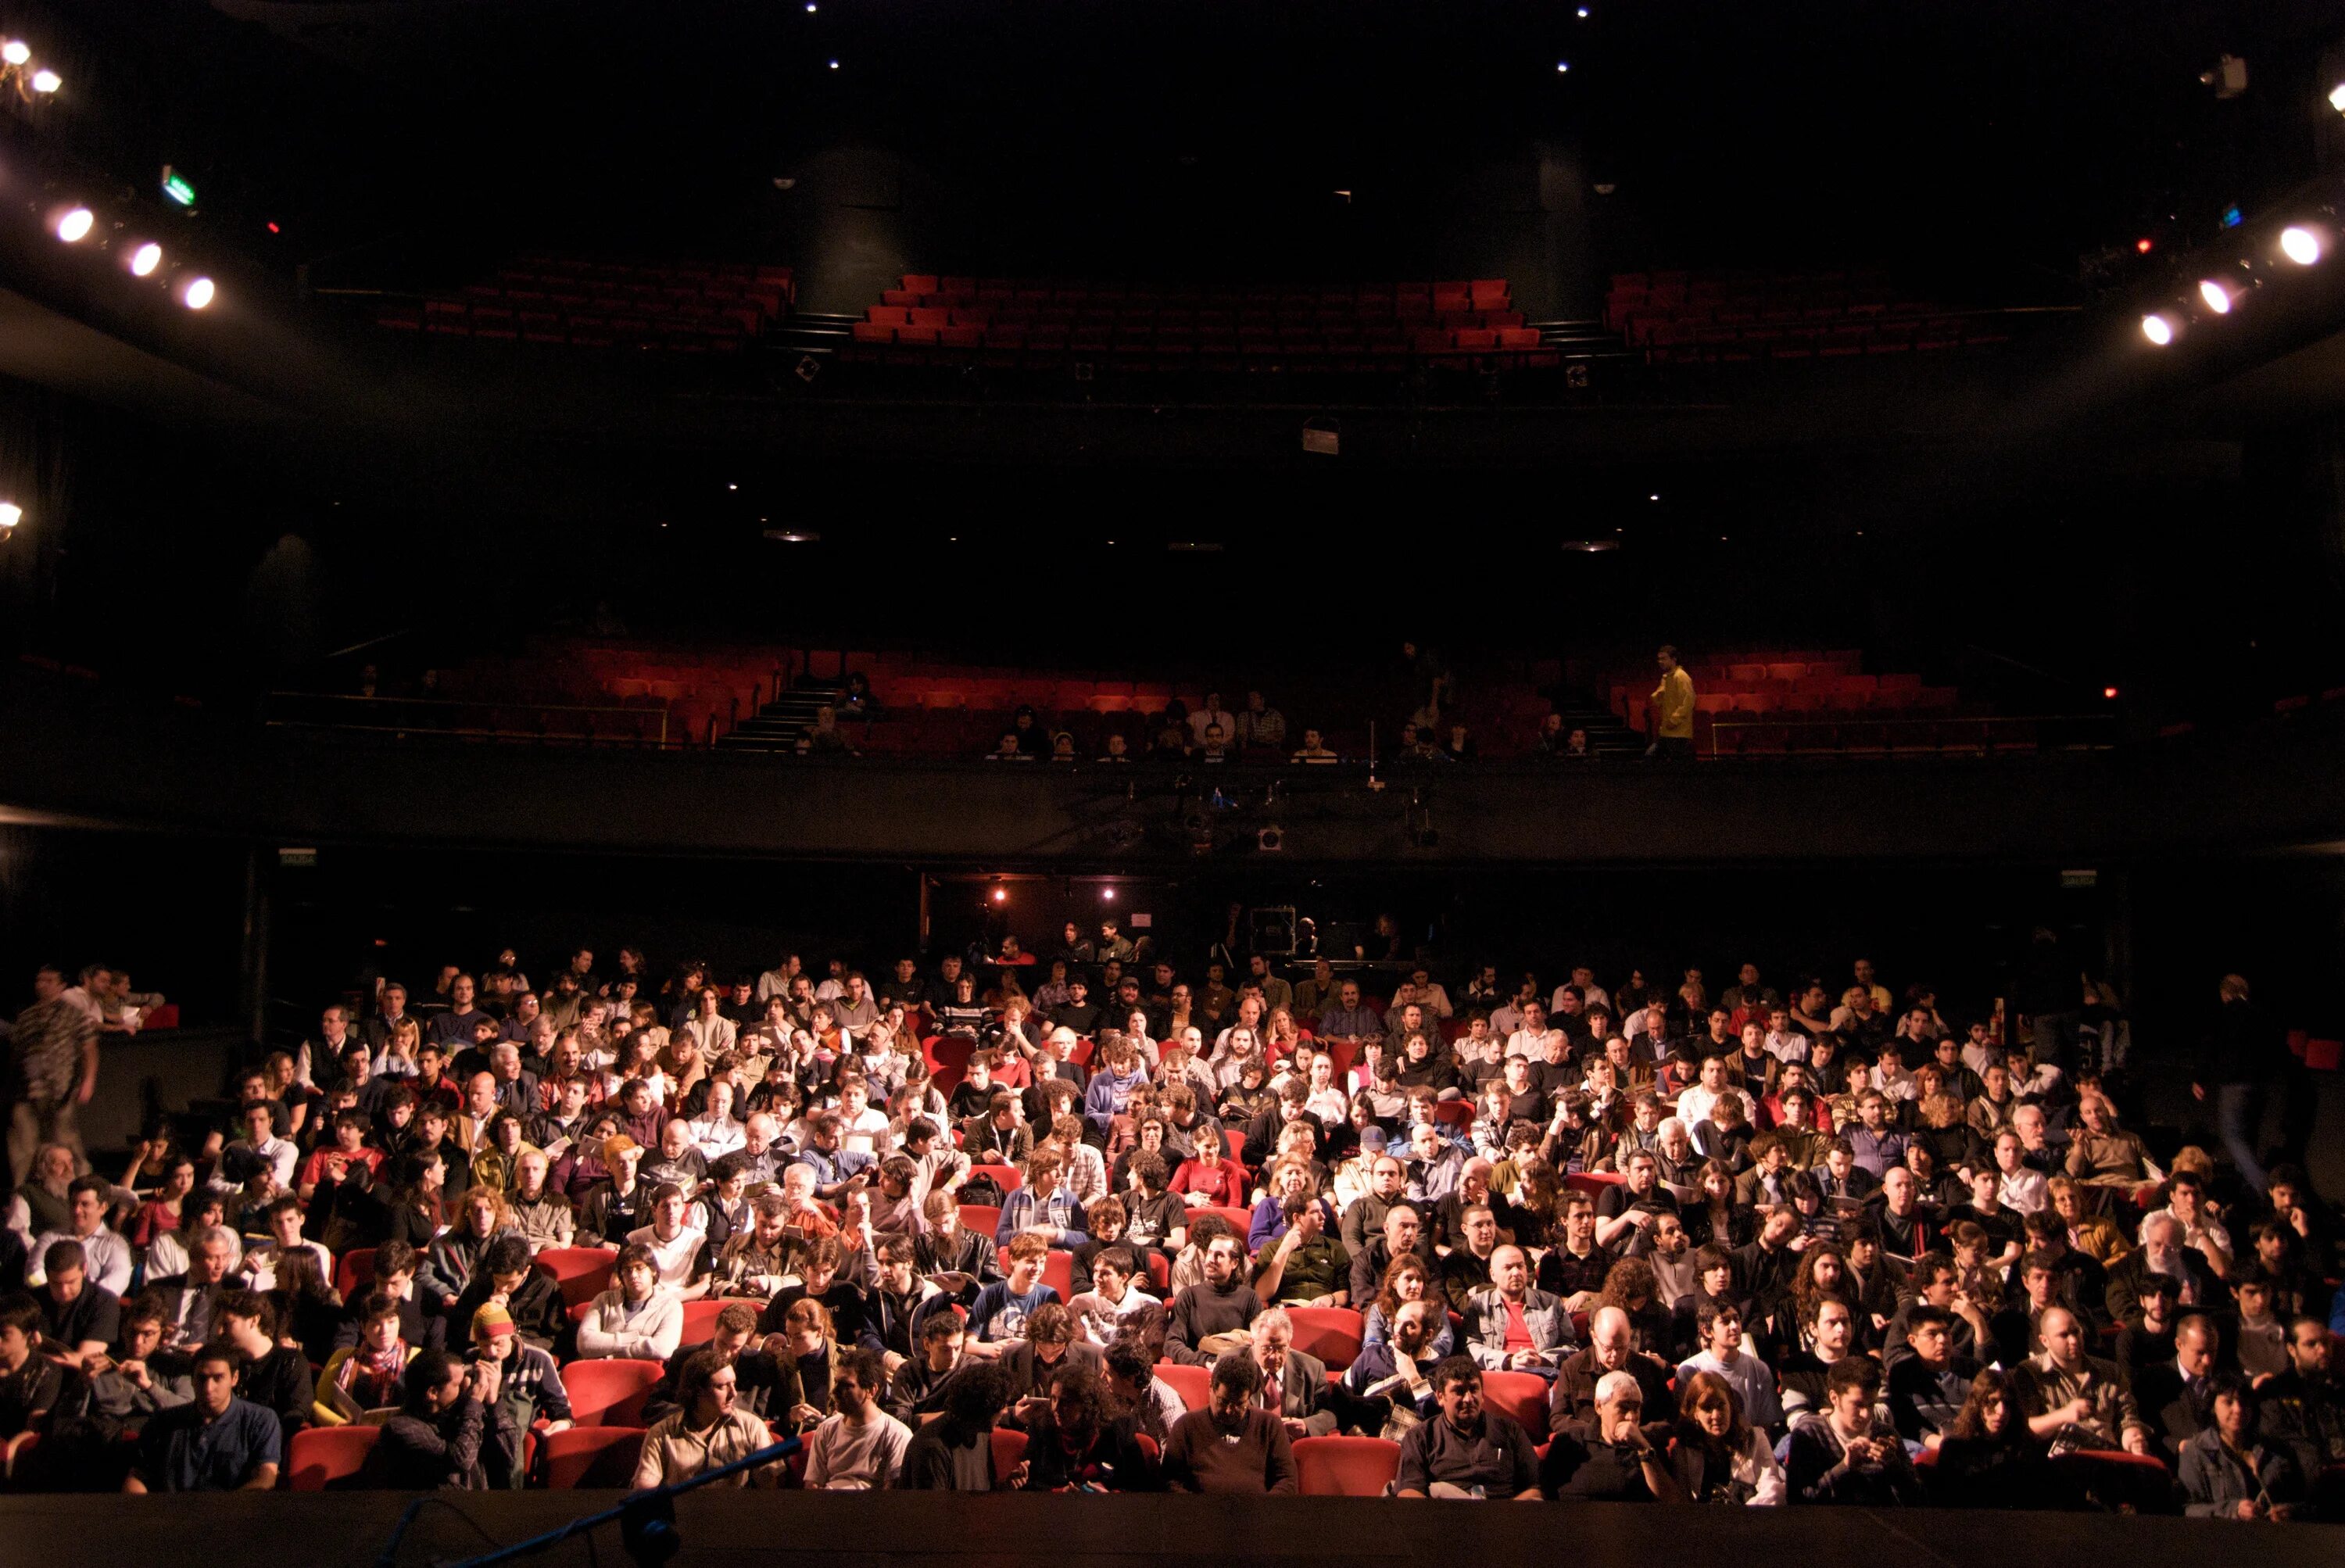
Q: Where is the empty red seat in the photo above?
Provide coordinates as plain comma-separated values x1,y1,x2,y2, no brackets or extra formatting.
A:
1294,1435,1402,1496
563,1358,664,1427
542,1425,647,1487
287,1426,379,1490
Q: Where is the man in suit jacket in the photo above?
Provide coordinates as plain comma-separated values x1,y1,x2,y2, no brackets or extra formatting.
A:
1247,1308,1339,1437
2132,1313,2222,1462
149,1224,242,1351
998,1303,1105,1407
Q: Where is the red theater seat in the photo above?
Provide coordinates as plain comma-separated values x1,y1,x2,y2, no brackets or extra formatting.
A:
287,1426,379,1490
541,1425,647,1488
1293,1435,1402,1496
563,1358,664,1427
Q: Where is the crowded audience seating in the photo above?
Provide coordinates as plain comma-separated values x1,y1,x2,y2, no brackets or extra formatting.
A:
4,933,2338,1508
843,276,1559,371
372,258,795,353
1606,270,2017,365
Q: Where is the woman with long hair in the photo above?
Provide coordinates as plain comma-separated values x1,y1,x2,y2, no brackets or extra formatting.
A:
383,1148,450,1253
1669,1369,1786,1504
1362,1255,1455,1358
1928,1366,2071,1509
271,1245,346,1368
1685,1158,1752,1250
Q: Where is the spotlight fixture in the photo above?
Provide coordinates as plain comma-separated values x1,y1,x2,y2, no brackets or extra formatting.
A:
2196,278,2233,314
990,884,1008,904
179,275,216,310
828,59,840,69
54,206,92,242
2139,313,2175,345
2330,81,2345,114
1100,886,1116,900
1256,825,1285,854
0,501,20,534
30,68,58,93
127,242,163,277
1556,61,1570,73
2102,686,2120,700
2279,226,2323,266
0,41,27,66
2134,237,2153,254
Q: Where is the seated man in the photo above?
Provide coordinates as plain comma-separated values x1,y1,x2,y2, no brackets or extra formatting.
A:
1884,1304,1974,1451
1162,1351,1299,1495
1541,1370,1684,1502
1675,1302,1779,1431
1549,1305,1674,1444
123,1343,281,1492
1165,1232,1262,1365
1782,1356,1924,1505
964,1234,1061,1358
1463,1246,1573,1380
635,1348,787,1488
1248,1308,1338,1439
803,1347,912,1489
2014,1305,2153,1456
1347,1298,1445,1420
1391,1356,1543,1499
2064,1095,2156,1187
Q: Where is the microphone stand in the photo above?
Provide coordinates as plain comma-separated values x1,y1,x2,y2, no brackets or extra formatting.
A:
375,1434,804,1568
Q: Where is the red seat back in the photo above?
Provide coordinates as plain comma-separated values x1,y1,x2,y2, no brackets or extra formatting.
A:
957,1204,1001,1240
966,1163,1024,1194
1042,1250,1075,1302
287,1425,380,1490
541,1424,647,1488
535,1247,618,1310
1155,1361,1210,1411
1285,1305,1365,1370
678,1299,727,1344
1480,1369,1550,1440
1292,1434,1402,1496
562,1357,665,1427
989,1426,1029,1480
333,1247,378,1301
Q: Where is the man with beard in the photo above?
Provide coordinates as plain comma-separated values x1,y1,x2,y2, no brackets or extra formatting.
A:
1162,1351,1298,1494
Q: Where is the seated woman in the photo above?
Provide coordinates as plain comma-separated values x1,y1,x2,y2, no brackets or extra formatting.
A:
633,1348,787,1488
1667,1369,1785,1505
315,1290,414,1427
1018,1362,1162,1492
1925,1366,2077,1511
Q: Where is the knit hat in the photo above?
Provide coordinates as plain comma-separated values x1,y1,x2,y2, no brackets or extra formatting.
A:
471,1301,517,1341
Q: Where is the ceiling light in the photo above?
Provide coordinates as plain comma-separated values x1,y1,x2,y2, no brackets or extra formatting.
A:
1,41,27,66
1560,539,1619,553
763,528,821,542
179,275,216,310
54,206,92,242
2102,686,2119,700
828,59,840,69
30,69,59,93
127,242,163,277
2140,313,2175,345
2134,238,2153,254
1556,61,1570,73
2279,226,2322,265
2196,278,2233,314
0,502,20,532
2330,81,2345,113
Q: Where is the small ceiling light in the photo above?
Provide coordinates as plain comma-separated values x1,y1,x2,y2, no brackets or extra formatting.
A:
0,501,20,532
1556,61,1570,73
2134,237,2153,254
180,275,216,310
828,59,840,69
0,40,27,66
1577,5,1590,14
54,206,92,242
2196,278,2233,314
2102,686,2120,700
727,482,738,490
2279,226,2323,265
2140,313,2175,345
763,528,821,542
127,242,163,277
1101,886,1116,900
1647,492,1659,501
2330,81,2345,113
991,886,1008,904
30,68,59,93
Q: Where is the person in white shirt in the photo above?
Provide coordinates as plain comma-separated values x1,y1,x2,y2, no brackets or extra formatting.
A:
220,1102,300,1192
688,1081,748,1161
238,1196,335,1291
28,1176,134,1295
814,959,851,1004
625,1184,710,1295
1676,1302,1779,1430
837,1079,894,1158
1674,1057,1756,1133
1065,1244,1160,1345
1188,693,1237,748
804,1346,912,1488
1506,1001,1565,1061
575,1243,685,1360
1763,1009,1809,1065
1563,967,1610,1018
755,952,802,1005
1991,1131,2050,1215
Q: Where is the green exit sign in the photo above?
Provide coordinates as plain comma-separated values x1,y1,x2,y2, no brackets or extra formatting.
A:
161,166,196,206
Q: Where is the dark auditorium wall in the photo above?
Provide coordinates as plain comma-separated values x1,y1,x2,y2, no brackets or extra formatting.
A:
0,827,247,1027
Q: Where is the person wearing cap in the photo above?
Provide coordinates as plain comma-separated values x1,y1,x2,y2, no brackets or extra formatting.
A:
1541,1369,1686,1501
470,1301,572,1488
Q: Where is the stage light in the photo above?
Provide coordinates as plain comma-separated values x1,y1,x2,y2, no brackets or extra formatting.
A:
1556,61,1570,73
2197,278,2233,314
2135,238,2153,254
54,206,92,242
179,275,216,310
991,886,1008,904
30,68,58,93
2330,81,2345,113
2140,313,2175,345
1577,6,1590,14
2279,226,2322,265
0,502,19,533
828,59,840,69
127,242,162,277
1,41,27,66
1101,886,1116,900
2102,686,2119,700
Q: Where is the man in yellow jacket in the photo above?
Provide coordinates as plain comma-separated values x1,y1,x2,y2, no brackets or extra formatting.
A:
1649,645,1696,760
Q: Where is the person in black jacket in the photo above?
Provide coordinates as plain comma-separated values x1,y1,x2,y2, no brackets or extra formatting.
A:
1017,1362,1160,1491
446,1235,567,1355
901,1360,1011,1489
361,1347,492,1489
217,1290,313,1450
331,1240,446,1353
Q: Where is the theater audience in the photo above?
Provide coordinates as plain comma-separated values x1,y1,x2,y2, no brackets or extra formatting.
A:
2,942,2313,1522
